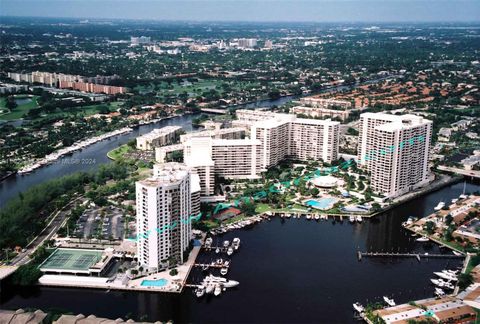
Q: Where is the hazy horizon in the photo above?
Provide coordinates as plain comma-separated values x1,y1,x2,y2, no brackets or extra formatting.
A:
1,0,479,23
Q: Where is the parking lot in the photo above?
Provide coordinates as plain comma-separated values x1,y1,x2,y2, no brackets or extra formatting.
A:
74,206,125,240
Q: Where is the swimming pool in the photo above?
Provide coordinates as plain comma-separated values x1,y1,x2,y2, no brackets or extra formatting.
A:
141,279,168,287
304,198,338,210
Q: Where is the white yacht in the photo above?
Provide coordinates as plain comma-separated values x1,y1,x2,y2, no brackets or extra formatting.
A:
214,284,222,296
223,240,230,248
383,296,396,307
195,286,205,297
227,247,234,256
353,302,364,313
314,214,320,221
451,198,458,204
356,216,363,223
442,269,459,276
205,284,215,294
435,288,445,297
430,279,454,290
434,201,445,211
434,272,457,281
203,274,239,288
215,247,220,254
220,267,228,276
232,238,240,250
416,236,429,242
306,214,312,220
349,216,356,223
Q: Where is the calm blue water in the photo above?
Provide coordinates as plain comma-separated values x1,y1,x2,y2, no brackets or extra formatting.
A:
141,279,168,287
305,197,338,210
14,98,32,105
1,180,479,323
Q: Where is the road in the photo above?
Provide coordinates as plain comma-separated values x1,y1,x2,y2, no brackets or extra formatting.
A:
437,165,480,179
9,195,84,266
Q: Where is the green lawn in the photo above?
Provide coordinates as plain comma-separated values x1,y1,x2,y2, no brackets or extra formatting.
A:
0,95,39,120
33,102,122,121
107,144,133,160
255,203,272,213
135,79,262,98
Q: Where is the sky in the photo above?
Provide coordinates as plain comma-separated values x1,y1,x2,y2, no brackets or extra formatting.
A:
0,0,479,22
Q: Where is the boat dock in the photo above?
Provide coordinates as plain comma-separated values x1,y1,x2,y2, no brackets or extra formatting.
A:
193,263,228,269
202,246,231,252
357,251,464,262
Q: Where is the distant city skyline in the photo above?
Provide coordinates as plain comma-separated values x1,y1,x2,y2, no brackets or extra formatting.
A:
1,0,479,22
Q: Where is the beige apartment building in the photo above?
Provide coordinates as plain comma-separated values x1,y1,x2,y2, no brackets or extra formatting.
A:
136,126,182,150
358,112,433,198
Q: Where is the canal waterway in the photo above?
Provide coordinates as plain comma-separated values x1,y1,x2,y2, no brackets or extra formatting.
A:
0,74,399,207
1,180,479,323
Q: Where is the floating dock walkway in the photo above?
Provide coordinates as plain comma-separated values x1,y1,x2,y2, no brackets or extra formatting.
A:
357,251,464,262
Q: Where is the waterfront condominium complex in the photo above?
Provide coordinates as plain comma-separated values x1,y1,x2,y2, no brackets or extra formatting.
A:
135,163,192,271
357,112,433,198
155,110,339,198
184,136,262,181
235,109,340,167
136,126,183,151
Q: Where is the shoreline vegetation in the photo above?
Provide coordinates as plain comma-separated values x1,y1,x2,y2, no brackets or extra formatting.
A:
16,127,133,175
0,162,131,251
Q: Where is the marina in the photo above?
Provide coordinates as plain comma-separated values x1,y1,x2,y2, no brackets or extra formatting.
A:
0,180,479,322
357,251,465,262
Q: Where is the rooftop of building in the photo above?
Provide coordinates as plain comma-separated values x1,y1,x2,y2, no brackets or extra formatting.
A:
0,309,48,324
137,126,182,140
142,162,190,186
54,313,162,323
374,296,476,324
361,112,432,132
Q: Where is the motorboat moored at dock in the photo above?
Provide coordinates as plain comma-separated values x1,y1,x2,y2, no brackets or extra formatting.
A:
353,302,364,313
383,296,396,307
434,201,445,211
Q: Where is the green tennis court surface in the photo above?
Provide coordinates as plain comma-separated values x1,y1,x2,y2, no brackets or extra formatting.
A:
39,248,103,272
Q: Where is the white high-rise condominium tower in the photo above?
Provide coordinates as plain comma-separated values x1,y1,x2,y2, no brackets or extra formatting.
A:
246,111,340,168
136,162,192,271
358,112,433,198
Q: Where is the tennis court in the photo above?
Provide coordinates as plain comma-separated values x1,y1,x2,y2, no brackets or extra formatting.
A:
39,248,103,273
